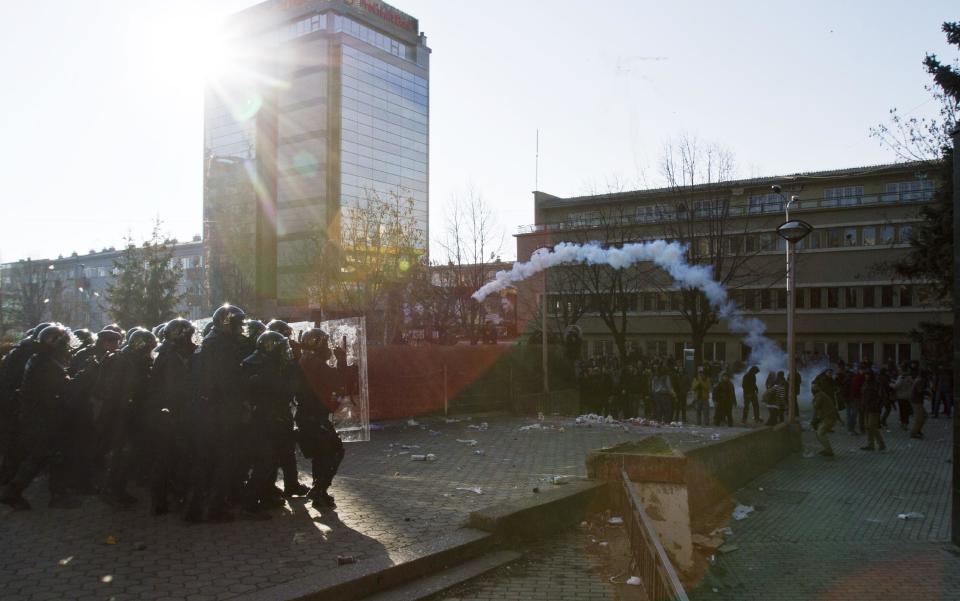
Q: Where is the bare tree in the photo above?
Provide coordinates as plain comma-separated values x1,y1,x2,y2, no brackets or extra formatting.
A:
439,187,504,343
656,134,776,365
309,188,425,344
6,258,59,329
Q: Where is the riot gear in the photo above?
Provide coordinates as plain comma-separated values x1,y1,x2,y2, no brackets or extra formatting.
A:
245,320,266,341
73,329,95,349
37,325,72,356
256,331,290,358
0,331,79,510
212,305,246,337
152,322,168,342
163,318,196,346
102,323,125,336
29,323,53,341
125,330,158,354
301,328,331,357
266,319,293,339
96,329,124,351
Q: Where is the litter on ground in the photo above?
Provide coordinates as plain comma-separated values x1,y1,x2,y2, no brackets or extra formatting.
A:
456,487,483,495
732,504,755,521
897,512,925,520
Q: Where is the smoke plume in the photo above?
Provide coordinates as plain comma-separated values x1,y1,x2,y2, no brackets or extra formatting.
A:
472,241,787,374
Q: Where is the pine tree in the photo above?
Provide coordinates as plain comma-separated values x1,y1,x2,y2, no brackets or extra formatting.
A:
104,223,184,328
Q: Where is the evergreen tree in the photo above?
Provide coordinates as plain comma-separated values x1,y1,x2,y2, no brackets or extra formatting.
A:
875,22,959,302
105,223,184,328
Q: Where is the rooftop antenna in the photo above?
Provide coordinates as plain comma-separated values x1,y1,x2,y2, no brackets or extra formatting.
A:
535,129,539,191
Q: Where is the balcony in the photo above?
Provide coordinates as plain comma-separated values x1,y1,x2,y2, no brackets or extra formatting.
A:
516,190,933,235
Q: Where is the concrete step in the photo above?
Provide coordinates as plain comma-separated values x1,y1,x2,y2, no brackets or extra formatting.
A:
360,550,523,601
235,528,496,601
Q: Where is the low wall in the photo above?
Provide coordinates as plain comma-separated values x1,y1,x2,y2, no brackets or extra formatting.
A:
586,425,801,574
684,423,801,520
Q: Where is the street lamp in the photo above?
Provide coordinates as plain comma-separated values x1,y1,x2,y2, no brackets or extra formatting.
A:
773,187,813,424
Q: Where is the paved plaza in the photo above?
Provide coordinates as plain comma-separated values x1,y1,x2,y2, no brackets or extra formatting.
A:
690,416,960,601
0,414,734,601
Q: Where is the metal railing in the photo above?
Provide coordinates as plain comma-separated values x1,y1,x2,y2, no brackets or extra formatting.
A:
620,468,689,601
518,190,934,234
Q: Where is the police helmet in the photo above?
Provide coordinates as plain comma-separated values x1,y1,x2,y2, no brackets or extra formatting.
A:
37,325,71,354
73,328,95,347
125,330,158,354
245,319,266,340
266,319,293,338
212,304,246,335
301,328,330,353
256,331,290,357
163,318,195,344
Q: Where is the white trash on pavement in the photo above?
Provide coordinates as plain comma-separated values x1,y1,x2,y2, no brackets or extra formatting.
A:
732,504,755,520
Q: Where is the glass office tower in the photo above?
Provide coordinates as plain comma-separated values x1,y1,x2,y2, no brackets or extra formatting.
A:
203,0,429,318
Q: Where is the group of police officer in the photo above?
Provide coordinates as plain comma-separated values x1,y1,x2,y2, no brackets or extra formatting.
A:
0,304,346,522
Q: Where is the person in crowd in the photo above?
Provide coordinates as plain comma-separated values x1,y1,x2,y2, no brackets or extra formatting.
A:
672,366,690,423
893,365,914,431
691,367,712,426
713,372,736,427
860,371,886,452
812,372,839,457
0,325,80,510
933,363,953,418
741,365,760,424
650,364,675,423
910,370,929,440
297,328,346,509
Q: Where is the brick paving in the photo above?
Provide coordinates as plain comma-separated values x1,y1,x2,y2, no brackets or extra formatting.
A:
430,529,620,601
689,415,960,601
0,414,736,601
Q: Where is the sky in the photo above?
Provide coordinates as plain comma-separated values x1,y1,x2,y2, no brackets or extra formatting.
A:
0,0,956,264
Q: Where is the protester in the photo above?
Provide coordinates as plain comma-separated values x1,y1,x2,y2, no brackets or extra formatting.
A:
691,367,712,426
713,372,736,427
741,365,760,424
860,371,886,452
893,366,914,431
812,373,839,457
910,371,929,439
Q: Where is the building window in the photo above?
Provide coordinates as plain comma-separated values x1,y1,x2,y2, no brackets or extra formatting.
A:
804,231,821,250
898,225,913,244
823,186,863,207
898,285,912,307
645,340,667,357
760,289,772,310
844,287,857,308
861,226,876,246
879,225,895,245
776,289,787,309
809,287,822,309
885,180,934,202
826,288,839,308
759,233,774,251
843,228,858,247
748,193,783,215
741,290,756,311
862,286,875,308
703,342,726,363
825,228,843,248
881,286,894,307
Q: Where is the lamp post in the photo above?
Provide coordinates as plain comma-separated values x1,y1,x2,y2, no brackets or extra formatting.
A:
775,211,813,424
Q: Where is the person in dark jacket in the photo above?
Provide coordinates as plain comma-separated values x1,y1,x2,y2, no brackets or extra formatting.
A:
96,329,157,506
713,372,736,427
0,328,44,485
860,371,886,451
66,329,123,493
145,318,196,515
186,304,248,522
297,328,345,510
0,325,80,509
741,366,760,424
239,331,297,518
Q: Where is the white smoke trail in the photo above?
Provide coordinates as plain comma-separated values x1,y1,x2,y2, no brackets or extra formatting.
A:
472,240,787,375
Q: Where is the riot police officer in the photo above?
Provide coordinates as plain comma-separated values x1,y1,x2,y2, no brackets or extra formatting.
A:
145,318,195,515
73,329,95,352
96,329,157,506
187,304,248,522
242,320,266,356
262,319,309,498
240,331,299,517
67,328,124,493
0,323,51,485
0,325,79,510
296,328,345,509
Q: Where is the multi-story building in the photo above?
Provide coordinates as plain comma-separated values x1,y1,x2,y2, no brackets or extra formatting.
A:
0,239,205,335
515,161,950,367
204,0,430,320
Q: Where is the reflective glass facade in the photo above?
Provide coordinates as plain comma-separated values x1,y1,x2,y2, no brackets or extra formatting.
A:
205,1,429,311
340,44,428,238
